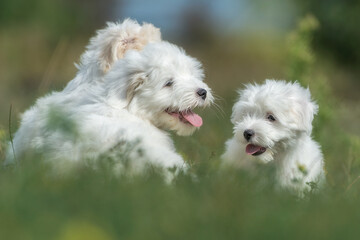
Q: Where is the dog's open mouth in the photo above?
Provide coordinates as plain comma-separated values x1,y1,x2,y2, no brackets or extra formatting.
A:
246,144,267,156
165,108,203,127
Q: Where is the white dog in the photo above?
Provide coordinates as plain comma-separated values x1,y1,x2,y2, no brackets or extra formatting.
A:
6,19,213,180
222,80,324,193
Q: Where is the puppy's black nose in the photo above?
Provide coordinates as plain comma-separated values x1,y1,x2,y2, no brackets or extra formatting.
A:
197,88,207,100
243,129,255,141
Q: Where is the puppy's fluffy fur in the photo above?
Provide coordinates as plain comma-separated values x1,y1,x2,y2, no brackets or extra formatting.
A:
222,80,325,192
6,19,213,180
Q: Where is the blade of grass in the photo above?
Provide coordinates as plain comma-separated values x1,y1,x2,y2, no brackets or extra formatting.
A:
8,104,17,164
346,175,360,192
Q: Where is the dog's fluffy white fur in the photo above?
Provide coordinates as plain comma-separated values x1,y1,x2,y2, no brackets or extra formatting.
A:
6,19,213,179
222,80,325,192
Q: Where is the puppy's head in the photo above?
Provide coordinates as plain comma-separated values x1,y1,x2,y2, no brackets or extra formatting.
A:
79,18,161,75
105,41,213,136
231,80,318,163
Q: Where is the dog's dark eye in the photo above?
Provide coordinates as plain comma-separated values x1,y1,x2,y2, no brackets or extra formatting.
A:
164,79,174,87
267,114,276,122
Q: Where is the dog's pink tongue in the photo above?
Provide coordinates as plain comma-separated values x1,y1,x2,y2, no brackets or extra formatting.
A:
182,112,203,127
246,144,262,155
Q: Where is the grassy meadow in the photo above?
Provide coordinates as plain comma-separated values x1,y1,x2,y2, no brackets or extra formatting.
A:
0,14,360,240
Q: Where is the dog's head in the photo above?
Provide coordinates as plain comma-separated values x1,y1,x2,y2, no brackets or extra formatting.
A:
104,41,213,136
78,19,161,76
231,80,318,163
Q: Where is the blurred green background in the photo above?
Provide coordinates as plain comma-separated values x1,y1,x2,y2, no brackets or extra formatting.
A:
0,0,360,239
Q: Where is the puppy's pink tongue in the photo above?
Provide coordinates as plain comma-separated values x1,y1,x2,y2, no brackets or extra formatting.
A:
182,112,203,127
246,144,262,155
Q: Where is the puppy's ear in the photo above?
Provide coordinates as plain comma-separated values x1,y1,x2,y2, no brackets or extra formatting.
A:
126,72,147,104
86,19,161,73
289,89,318,134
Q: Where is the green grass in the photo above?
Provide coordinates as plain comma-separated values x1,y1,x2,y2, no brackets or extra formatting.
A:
0,16,360,240
0,151,359,240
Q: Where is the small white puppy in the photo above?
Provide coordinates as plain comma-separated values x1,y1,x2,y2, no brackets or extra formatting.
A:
6,19,213,180
222,80,324,192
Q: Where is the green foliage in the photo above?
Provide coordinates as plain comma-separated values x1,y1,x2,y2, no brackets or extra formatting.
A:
1,153,360,239
286,14,319,82
295,0,360,66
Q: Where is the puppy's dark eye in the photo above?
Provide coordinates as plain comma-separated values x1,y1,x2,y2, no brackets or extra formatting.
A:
267,114,276,122
164,79,174,87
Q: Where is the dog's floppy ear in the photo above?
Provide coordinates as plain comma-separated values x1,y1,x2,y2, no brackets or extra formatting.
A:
126,72,147,104
289,88,318,134
86,19,161,73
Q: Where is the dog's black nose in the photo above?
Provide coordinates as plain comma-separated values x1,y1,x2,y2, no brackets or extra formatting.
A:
243,129,255,141
197,88,207,100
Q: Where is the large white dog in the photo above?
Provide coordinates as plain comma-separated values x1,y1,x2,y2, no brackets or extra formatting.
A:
222,80,324,193
6,19,213,179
